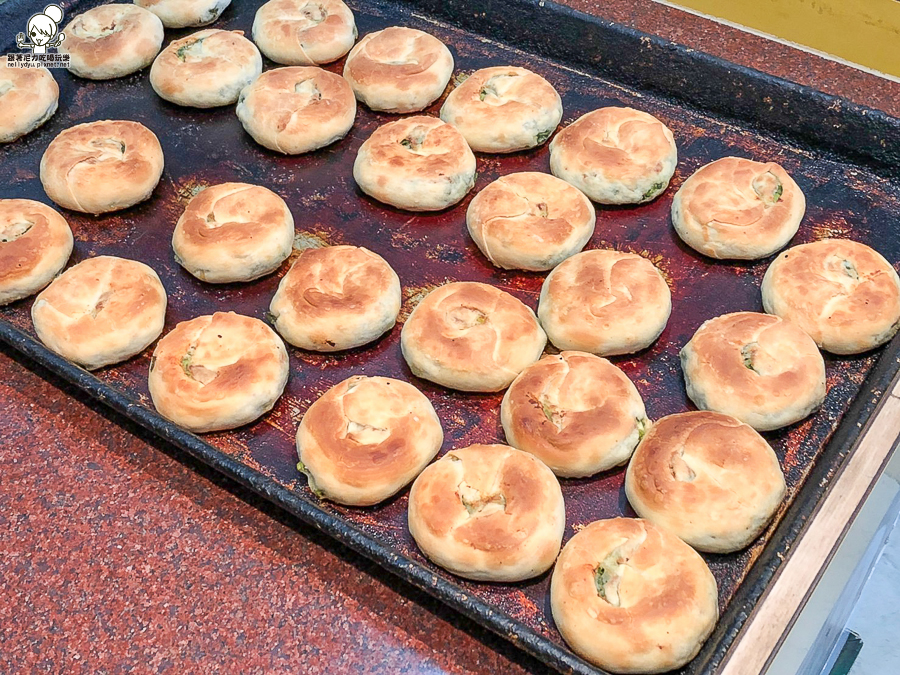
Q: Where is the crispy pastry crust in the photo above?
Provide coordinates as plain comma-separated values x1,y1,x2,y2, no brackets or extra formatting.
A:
625,411,785,552
408,443,565,581
762,239,900,354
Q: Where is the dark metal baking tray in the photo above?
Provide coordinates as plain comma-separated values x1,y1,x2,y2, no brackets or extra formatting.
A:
2,1,900,673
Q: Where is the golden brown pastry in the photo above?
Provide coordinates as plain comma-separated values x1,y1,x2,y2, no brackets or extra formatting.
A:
296,375,443,505
762,239,900,354
31,256,166,370
150,29,262,108
439,66,562,152
672,157,805,259
466,172,595,271
148,311,289,433
0,56,58,143
269,245,401,352
538,249,671,355
401,281,547,392
40,120,165,214
501,351,649,477
549,107,677,204
625,411,786,553
680,311,826,431
353,116,476,211
172,183,294,283
60,4,164,79
236,66,356,155
134,0,232,28
408,443,565,581
0,199,73,306
343,27,453,113
252,0,356,65
551,518,718,674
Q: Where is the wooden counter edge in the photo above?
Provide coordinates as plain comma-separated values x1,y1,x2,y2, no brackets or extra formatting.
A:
720,373,900,675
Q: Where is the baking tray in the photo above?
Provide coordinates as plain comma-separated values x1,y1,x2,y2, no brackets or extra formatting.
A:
2,1,900,673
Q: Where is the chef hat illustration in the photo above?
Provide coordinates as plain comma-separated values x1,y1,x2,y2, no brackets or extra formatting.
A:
27,5,63,44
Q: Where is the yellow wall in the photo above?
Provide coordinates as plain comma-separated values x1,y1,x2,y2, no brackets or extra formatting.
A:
666,0,900,77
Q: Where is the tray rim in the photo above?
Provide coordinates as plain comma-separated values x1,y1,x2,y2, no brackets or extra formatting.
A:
2,0,900,672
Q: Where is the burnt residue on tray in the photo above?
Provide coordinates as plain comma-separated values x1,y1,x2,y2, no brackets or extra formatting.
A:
1,1,900,674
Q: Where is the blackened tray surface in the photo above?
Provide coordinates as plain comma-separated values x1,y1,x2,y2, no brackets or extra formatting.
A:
2,1,900,673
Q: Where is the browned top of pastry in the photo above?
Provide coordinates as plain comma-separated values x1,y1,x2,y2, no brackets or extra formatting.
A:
151,29,258,87
60,4,161,68
0,57,58,134
503,351,643,465
551,107,675,182
240,66,355,132
764,239,900,347
150,311,286,407
175,183,289,249
32,255,164,344
412,444,559,555
467,172,594,255
299,375,441,489
443,66,559,124
0,199,70,287
255,0,354,54
345,27,448,89
683,311,824,405
678,157,803,236
40,120,163,204
541,249,670,341
274,245,397,321
358,116,472,179
551,517,718,672
402,281,543,374
627,411,784,523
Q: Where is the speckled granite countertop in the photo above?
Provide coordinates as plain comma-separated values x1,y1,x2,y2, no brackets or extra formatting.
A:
2,2,897,674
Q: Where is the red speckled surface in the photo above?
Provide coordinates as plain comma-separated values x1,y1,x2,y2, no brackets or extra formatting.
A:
0,347,539,674
2,0,900,673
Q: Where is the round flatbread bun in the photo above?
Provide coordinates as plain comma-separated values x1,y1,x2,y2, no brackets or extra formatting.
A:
501,351,649,478
0,199,73,306
252,0,356,66
150,29,262,108
343,27,453,113
172,183,294,283
40,120,164,215
134,0,232,28
466,172,595,271
296,375,443,506
31,255,166,370
236,66,356,155
0,56,59,143
538,249,671,356
269,245,401,352
439,66,562,153
401,281,547,392
549,107,677,204
551,518,718,674
762,239,900,354
60,4,164,80
672,157,805,260
148,311,289,433
626,411,786,553
353,116,476,211
408,443,565,582
680,311,826,431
